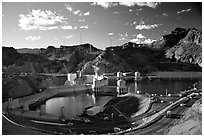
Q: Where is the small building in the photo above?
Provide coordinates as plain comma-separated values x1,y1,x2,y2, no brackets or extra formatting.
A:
86,106,102,116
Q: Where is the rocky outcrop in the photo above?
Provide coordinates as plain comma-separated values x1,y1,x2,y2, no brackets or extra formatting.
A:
161,28,202,67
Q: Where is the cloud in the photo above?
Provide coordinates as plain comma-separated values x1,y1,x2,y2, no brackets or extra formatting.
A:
131,21,137,26
177,8,191,14
65,4,73,12
108,32,114,36
25,36,41,41
80,25,88,29
119,2,160,8
19,9,66,30
64,35,74,39
73,10,80,15
136,34,146,39
133,2,161,8
83,11,90,16
125,22,129,26
79,19,85,22
143,39,156,44
92,2,118,9
119,2,136,7
130,38,141,43
92,2,160,8
65,4,89,17
61,25,73,30
135,24,162,30
119,32,129,37
91,2,111,8
113,11,120,14
119,38,126,41
130,33,156,44
130,38,156,44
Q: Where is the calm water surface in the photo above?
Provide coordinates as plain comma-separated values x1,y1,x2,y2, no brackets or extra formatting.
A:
128,78,201,94
42,78,201,118
45,94,113,118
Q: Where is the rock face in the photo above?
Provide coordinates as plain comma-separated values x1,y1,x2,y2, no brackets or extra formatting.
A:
151,28,202,67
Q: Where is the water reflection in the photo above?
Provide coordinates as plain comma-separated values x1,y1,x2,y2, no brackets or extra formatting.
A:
127,78,201,94
44,78,201,118
45,94,113,118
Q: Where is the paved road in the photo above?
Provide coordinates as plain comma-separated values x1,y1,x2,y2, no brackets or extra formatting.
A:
126,97,199,135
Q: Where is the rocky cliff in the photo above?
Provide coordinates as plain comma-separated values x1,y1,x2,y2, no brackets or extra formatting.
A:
151,28,202,67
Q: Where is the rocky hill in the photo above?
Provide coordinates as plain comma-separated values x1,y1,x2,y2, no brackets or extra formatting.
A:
2,28,202,75
2,47,22,67
151,28,202,67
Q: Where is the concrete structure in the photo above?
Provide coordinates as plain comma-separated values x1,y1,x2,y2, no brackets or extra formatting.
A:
67,73,77,85
85,75,94,84
117,79,126,87
86,106,102,116
117,72,123,78
135,72,140,80
117,79,127,94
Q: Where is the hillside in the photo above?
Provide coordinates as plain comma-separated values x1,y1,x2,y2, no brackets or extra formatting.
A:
151,28,202,67
2,27,202,75
166,99,202,135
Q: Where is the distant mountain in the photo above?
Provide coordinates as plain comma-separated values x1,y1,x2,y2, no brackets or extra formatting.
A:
2,43,102,74
2,28,202,75
150,27,202,67
81,28,202,74
2,46,22,67
17,48,41,54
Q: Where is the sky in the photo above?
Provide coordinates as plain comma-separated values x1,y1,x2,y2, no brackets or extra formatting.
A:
2,1,202,49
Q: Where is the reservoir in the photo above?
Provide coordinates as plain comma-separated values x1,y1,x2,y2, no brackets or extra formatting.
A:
34,78,201,118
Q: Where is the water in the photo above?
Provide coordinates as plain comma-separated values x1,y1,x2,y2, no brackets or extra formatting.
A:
127,78,201,95
37,78,201,118
45,94,114,118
